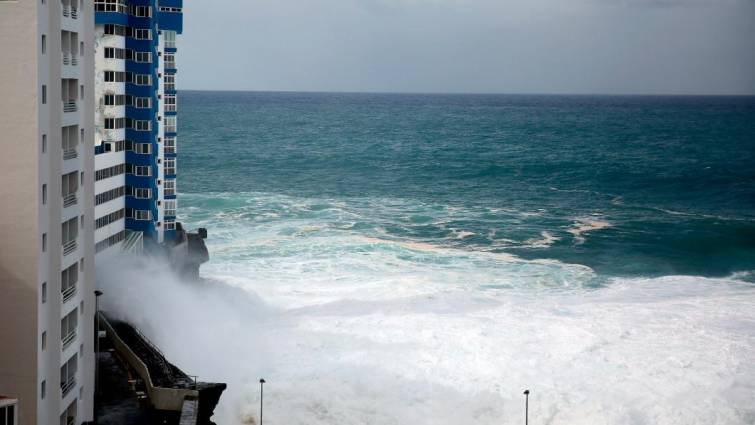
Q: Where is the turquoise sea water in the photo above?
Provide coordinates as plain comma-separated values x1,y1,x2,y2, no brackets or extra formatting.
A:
139,92,755,424
180,92,755,279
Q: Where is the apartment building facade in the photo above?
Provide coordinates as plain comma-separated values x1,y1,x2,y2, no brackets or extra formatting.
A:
0,1,96,424
93,0,183,254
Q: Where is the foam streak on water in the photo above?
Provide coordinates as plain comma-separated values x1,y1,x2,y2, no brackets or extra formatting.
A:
97,190,755,425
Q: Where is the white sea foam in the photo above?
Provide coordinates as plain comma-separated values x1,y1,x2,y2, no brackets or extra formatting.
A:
524,231,560,248
108,192,755,424
98,232,755,425
451,229,476,240
567,217,612,244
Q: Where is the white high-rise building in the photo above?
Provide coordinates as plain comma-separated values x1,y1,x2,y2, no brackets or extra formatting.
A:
0,1,96,424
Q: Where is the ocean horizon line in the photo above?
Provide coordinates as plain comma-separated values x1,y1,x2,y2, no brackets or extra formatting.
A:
179,88,755,98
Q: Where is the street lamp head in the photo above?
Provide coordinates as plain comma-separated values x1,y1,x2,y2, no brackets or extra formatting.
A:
523,389,530,395
94,290,103,297
260,379,266,384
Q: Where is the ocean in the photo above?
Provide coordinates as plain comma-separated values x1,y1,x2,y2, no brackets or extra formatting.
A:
107,92,755,424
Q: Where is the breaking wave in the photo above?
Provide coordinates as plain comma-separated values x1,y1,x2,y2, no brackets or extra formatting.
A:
97,191,755,425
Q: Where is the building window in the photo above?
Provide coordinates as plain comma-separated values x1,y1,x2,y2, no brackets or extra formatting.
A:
61,398,77,425
42,85,46,104
42,35,46,54
164,116,176,133
135,51,151,63
61,263,78,302
104,47,127,60
42,184,47,205
95,209,125,229
133,28,151,40
103,23,127,36
103,71,126,83
42,134,47,153
164,53,175,69
41,380,46,399
95,186,125,205
135,74,151,86
61,217,79,255
104,117,125,129
62,171,79,207
95,164,125,181
164,179,176,196
42,233,47,252
126,186,151,199
103,94,127,106
60,353,77,397
164,158,176,176
133,120,151,131
164,74,175,91
0,403,16,425
164,137,176,154
164,94,176,112
95,0,127,13
62,125,78,156
129,5,151,17
126,209,152,221
135,97,151,108
165,220,176,230
42,282,47,303
164,200,176,217
125,164,151,177
42,331,47,350
130,143,151,154
61,309,78,351
163,30,176,48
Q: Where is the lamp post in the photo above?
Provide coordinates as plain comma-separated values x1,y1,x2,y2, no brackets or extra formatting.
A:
259,379,266,425
523,389,530,425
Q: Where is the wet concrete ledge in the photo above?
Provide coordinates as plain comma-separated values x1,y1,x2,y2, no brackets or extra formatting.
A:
98,312,226,425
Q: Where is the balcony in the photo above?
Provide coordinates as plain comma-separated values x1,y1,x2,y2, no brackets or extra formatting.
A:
63,149,78,160
63,101,77,113
60,377,76,397
61,330,77,351
63,193,77,208
62,283,77,303
63,240,77,256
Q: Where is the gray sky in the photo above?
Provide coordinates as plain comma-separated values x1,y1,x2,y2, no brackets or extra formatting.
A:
178,0,755,95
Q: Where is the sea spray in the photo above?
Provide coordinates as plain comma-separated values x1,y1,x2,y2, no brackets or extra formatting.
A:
97,254,755,424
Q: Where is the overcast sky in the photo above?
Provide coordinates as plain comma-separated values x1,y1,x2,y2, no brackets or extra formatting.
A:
177,0,755,95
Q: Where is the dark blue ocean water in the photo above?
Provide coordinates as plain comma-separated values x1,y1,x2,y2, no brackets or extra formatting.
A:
179,91,755,279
